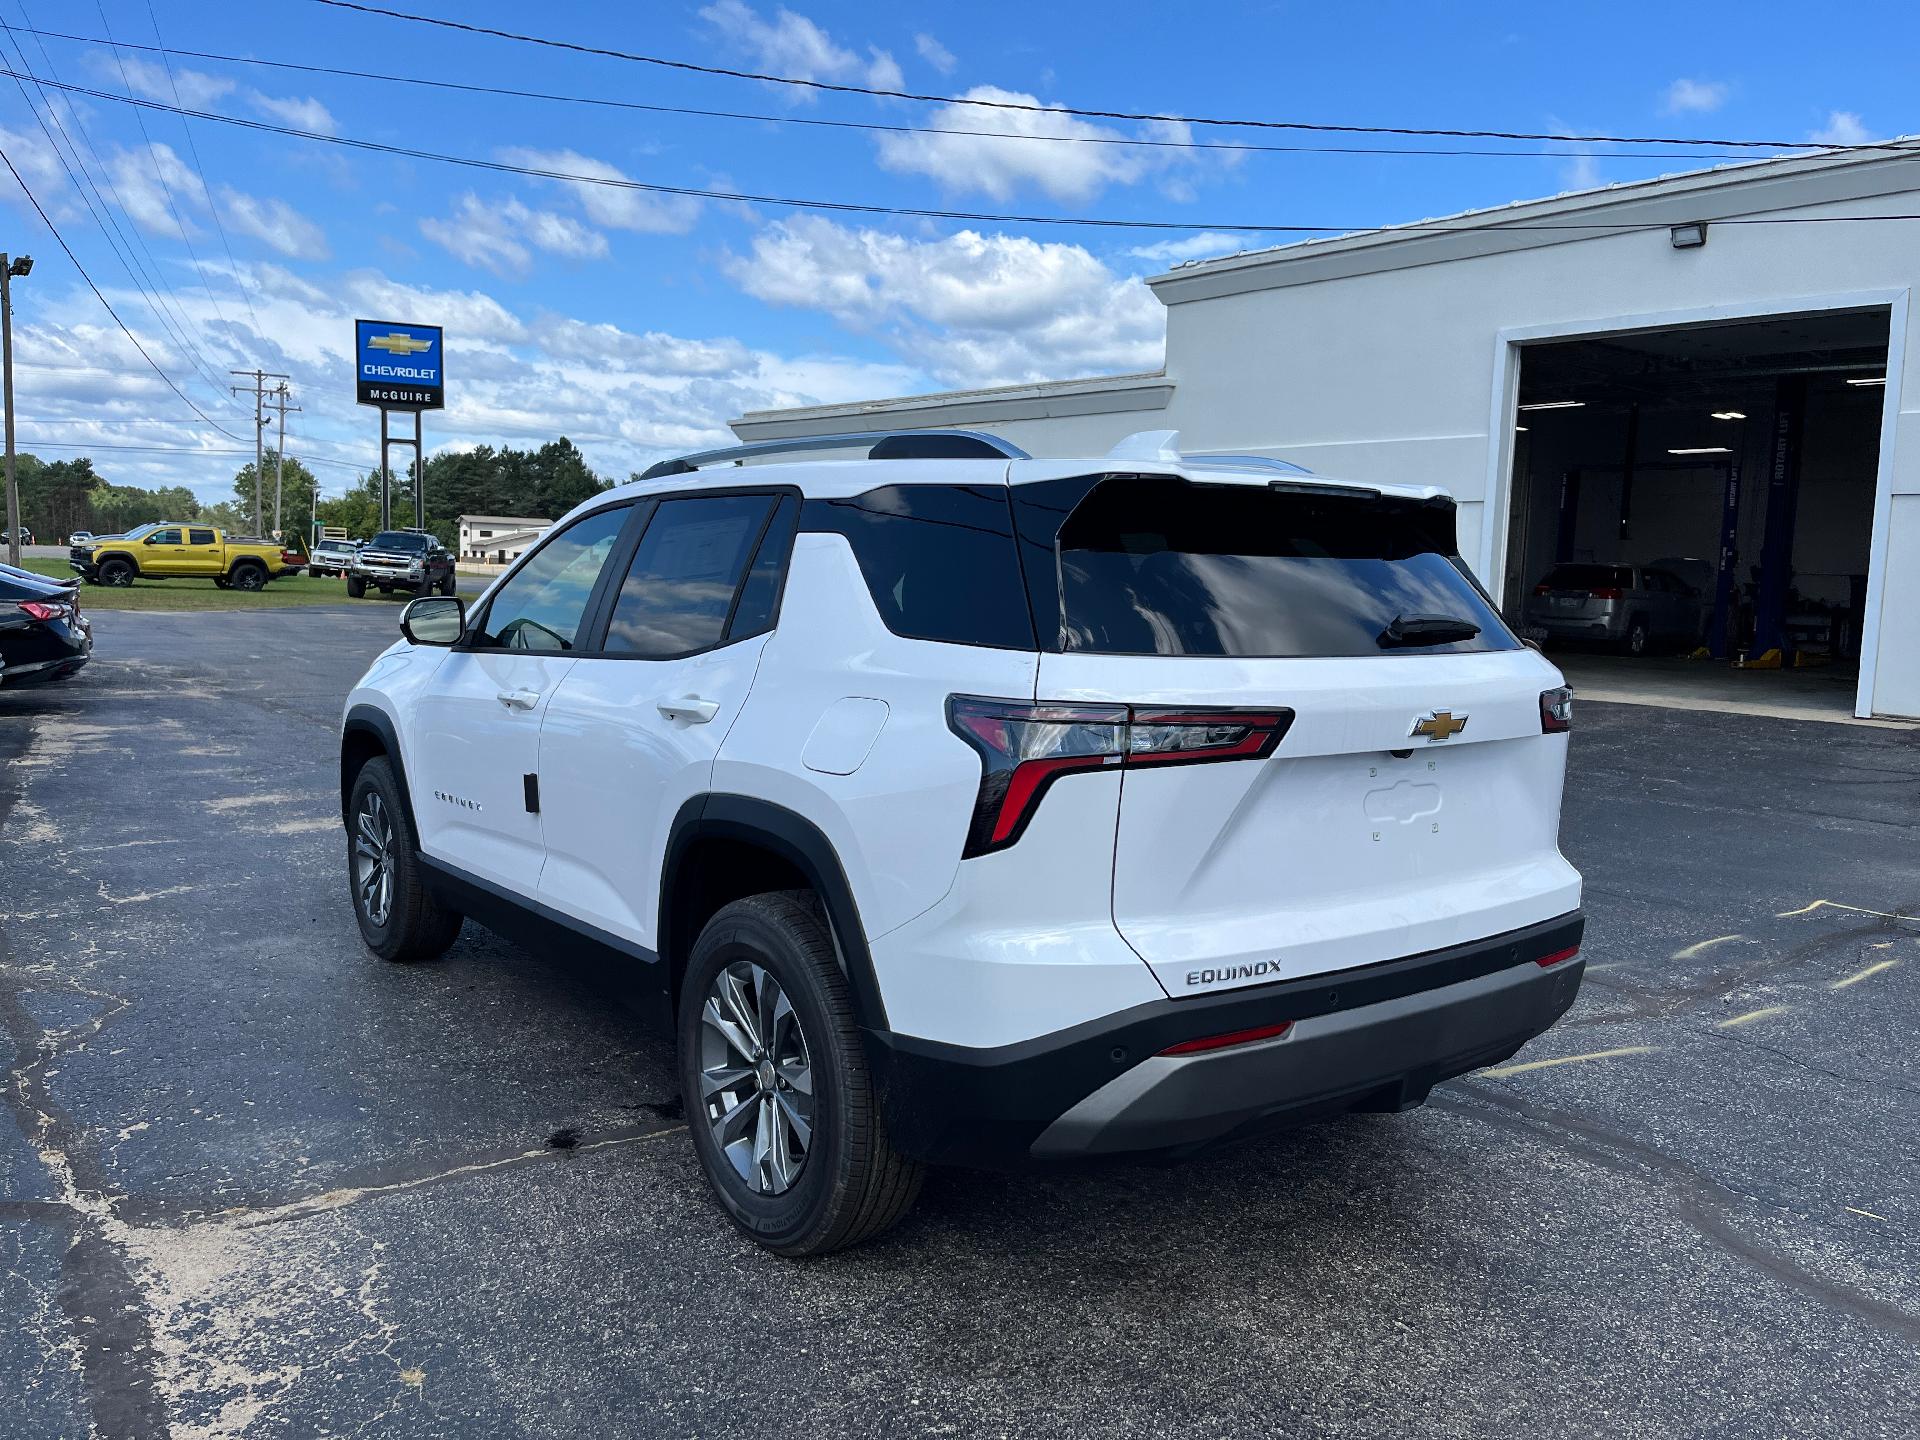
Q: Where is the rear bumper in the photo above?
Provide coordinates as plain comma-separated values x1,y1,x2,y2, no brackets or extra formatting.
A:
867,911,1583,1168
1524,610,1625,639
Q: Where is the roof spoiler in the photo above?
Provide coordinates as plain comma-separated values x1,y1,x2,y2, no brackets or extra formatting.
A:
636,428,1029,481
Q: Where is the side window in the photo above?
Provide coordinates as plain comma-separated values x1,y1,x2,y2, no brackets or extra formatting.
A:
473,506,628,652
801,484,1034,649
148,528,182,545
189,529,215,545
603,494,774,659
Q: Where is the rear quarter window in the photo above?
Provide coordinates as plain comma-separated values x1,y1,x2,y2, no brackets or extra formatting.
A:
802,484,1035,649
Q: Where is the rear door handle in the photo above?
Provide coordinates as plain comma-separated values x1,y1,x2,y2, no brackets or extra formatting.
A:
496,688,540,711
657,695,721,724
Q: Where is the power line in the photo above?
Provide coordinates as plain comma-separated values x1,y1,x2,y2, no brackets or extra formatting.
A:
306,0,1833,151
9,24,1781,164
141,0,265,343
15,438,364,469
0,142,249,441
15,68,1920,239
0,14,241,408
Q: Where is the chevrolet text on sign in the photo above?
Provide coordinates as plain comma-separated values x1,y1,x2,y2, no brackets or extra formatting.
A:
355,320,445,409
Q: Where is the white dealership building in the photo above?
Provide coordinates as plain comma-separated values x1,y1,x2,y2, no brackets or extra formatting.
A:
734,144,1920,719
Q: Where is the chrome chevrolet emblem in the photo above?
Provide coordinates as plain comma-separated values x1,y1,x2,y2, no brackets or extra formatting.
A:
367,332,433,356
1411,710,1469,742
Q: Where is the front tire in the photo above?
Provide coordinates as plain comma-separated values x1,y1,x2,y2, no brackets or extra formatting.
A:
678,892,922,1256
345,757,462,963
438,574,456,597
346,576,366,598
98,557,134,587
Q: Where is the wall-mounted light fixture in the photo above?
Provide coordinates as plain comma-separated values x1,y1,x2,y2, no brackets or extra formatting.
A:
1710,410,1746,420
1669,222,1709,249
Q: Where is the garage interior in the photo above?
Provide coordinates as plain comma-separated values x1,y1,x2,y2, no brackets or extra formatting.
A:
1499,309,1890,721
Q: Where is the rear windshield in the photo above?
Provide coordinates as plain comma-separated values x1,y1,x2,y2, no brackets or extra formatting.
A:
1542,564,1633,590
368,532,430,551
1027,475,1516,658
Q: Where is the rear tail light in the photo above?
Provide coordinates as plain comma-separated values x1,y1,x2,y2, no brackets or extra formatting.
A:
1159,1021,1293,1056
1536,945,1580,968
1532,583,1552,596
1539,686,1573,734
947,696,1294,856
282,549,302,565
1589,586,1623,601
17,601,68,622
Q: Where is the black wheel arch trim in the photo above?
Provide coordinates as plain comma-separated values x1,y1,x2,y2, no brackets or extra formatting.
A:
340,703,419,840
661,793,888,1032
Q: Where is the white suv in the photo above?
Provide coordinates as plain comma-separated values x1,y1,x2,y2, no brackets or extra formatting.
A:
338,429,1585,1255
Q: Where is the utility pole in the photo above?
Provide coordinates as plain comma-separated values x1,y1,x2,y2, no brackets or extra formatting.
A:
263,382,300,537
230,368,287,536
1,252,31,567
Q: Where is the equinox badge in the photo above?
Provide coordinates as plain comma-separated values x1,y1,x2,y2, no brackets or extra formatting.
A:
1410,710,1469,743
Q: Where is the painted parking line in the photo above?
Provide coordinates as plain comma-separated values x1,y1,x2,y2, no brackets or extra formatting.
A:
1716,1005,1787,1029
1670,934,1747,961
1830,958,1901,991
1777,899,1916,922
1479,1046,1656,1079
1846,1206,1889,1222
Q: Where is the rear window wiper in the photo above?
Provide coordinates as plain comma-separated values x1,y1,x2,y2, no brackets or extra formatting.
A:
1377,613,1481,648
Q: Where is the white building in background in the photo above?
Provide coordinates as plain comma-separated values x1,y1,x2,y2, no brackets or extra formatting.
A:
733,143,1920,720
457,514,550,563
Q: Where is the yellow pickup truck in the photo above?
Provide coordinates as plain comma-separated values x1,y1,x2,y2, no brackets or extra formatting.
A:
70,523,300,591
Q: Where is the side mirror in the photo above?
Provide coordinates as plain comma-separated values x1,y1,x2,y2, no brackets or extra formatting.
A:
400,595,465,647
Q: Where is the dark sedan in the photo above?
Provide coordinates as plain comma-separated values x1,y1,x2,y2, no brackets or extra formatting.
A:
1,562,90,686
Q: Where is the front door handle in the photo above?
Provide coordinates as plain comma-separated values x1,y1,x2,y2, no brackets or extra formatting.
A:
496,688,540,711
657,695,721,724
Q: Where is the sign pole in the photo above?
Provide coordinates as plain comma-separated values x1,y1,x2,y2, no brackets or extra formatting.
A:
378,406,391,532
414,408,425,530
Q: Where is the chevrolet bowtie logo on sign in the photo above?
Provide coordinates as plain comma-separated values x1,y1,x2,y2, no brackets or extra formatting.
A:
1411,710,1469,742
366,332,435,356
355,319,445,410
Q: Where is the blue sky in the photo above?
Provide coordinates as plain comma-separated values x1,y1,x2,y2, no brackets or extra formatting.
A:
0,0,1907,505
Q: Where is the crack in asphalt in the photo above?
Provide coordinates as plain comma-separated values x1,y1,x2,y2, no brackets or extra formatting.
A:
1434,1085,1920,1346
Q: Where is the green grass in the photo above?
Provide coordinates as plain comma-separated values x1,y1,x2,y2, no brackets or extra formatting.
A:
18,558,414,611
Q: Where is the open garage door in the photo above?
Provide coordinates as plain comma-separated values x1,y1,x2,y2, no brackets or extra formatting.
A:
1499,309,1889,723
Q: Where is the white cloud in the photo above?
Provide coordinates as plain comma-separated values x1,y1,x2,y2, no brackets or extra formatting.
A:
419,194,609,277
1809,110,1871,146
726,216,1165,387
1546,114,1602,192
94,54,235,110
1127,232,1250,264
496,148,701,234
914,34,957,75
698,0,901,95
246,91,337,135
105,141,209,237
218,188,331,260
1663,78,1728,114
874,85,1221,203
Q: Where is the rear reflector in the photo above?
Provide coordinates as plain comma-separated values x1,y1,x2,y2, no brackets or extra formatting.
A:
1536,946,1580,968
1159,1022,1293,1056
947,696,1294,856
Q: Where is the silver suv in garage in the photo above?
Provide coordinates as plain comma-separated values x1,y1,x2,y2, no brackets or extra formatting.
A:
1523,563,1704,654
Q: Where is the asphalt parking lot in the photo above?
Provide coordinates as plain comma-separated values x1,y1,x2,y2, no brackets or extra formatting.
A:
3,608,1918,1439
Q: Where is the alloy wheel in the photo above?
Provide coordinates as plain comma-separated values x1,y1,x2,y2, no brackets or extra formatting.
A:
698,960,814,1195
353,790,395,927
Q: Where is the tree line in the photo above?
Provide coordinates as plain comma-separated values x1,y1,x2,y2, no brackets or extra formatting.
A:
9,437,614,547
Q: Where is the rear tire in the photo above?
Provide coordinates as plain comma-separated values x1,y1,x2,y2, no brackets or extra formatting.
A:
1623,618,1650,656
346,576,366,598
231,563,266,592
346,757,462,963
679,891,922,1256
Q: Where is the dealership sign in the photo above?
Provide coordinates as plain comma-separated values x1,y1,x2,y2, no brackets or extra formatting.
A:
354,319,444,409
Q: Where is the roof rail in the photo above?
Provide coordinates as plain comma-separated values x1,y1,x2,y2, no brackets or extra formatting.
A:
636,428,1029,481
